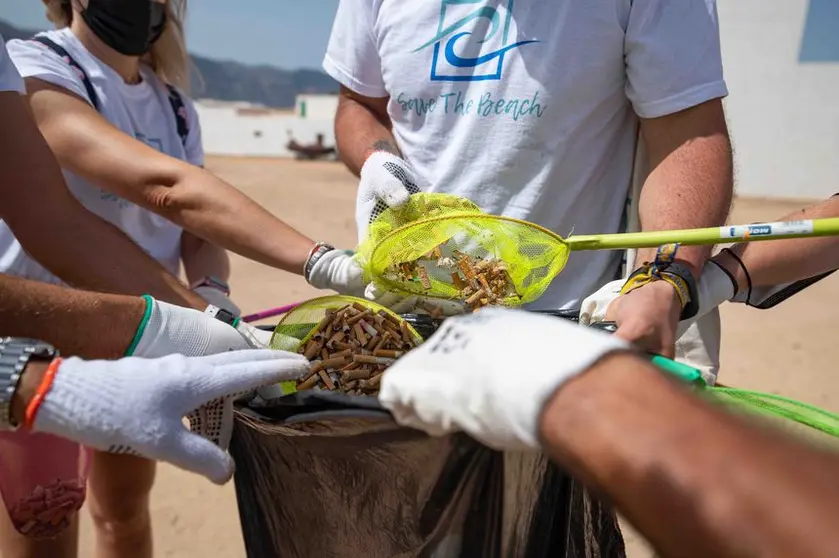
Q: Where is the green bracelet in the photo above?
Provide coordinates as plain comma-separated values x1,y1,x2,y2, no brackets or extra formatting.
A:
124,294,154,357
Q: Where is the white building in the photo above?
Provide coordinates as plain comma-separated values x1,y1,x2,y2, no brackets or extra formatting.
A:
196,1,839,199
195,97,337,159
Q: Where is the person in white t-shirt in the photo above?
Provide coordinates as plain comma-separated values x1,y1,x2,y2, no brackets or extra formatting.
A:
2,0,363,317
323,0,734,377
2,1,352,557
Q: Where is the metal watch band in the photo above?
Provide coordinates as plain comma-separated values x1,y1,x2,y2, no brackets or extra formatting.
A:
304,242,335,281
0,338,59,430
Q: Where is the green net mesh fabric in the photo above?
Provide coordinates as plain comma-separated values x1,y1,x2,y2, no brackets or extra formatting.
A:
356,193,568,305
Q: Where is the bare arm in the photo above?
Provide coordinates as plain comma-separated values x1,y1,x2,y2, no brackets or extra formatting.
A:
0,91,203,309
714,196,839,289
25,79,318,274
541,352,839,558
180,232,231,285
0,274,144,360
636,99,734,276
334,85,400,176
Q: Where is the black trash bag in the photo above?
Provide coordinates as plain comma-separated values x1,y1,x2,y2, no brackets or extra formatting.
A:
230,311,626,558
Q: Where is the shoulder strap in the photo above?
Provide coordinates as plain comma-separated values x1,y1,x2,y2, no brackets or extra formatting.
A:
30,35,101,111
164,84,189,147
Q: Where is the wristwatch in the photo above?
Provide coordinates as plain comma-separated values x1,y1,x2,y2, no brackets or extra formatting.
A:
304,242,336,281
191,275,231,296
0,337,59,430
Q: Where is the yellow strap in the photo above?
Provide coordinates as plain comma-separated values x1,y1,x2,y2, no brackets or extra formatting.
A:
620,264,689,309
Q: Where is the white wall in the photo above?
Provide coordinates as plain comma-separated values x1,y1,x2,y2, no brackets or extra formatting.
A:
296,94,339,120
719,0,839,199
196,105,335,158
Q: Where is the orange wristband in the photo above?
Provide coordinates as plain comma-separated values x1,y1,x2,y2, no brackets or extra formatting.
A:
23,357,63,431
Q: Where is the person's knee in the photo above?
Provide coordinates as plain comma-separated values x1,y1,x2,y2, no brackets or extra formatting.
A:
88,453,155,537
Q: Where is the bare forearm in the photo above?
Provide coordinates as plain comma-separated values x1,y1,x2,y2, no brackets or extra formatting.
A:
713,196,839,289
335,87,400,176
0,274,144,359
637,101,733,275
541,353,839,558
154,166,315,275
181,232,231,284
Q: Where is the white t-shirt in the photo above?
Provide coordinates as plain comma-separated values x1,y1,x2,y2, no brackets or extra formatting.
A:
324,0,728,310
0,34,24,94
0,28,203,285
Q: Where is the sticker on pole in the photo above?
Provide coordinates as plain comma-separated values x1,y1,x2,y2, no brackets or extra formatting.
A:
720,220,814,240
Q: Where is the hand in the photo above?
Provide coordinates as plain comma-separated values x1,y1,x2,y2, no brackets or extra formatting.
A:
32,350,308,484
194,285,241,316
306,249,366,297
129,298,257,358
606,280,682,357
581,261,737,334
356,151,423,243
378,308,629,451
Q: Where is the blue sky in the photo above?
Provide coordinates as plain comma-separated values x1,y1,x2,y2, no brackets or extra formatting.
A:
4,0,339,69
5,0,838,67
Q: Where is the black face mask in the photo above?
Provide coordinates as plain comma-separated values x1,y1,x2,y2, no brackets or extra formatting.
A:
81,0,167,56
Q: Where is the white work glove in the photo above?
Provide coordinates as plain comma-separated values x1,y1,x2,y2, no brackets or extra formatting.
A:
194,285,241,316
129,298,255,359
579,260,737,334
32,350,308,484
128,297,271,450
306,249,366,297
356,151,423,244
379,308,629,451
364,281,467,317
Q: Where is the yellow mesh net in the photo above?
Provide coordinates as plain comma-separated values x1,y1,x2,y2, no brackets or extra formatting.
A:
269,295,423,395
356,193,568,307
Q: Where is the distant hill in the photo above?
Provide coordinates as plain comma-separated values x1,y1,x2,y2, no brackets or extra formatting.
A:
0,19,338,108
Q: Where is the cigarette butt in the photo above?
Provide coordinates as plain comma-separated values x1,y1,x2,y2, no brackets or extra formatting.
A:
326,330,345,348
332,341,352,350
379,310,402,328
321,356,349,370
347,309,371,325
298,373,320,390
452,272,466,290
478,274,491,292
372,331,390,352
320,348,329,361
318,370,335,390
351,302,368,312
364,334,379,350
466,288,486,306
399,320,413,343
313,313,334,336
367,374,383,388
353,355,396,366
328,348,353,359
353,322,368,344
373,349,403,358
358,319,378,337
340,361,360,371
303,339,324,360
344,380,358,390
372,314,386,327
418,265,431,289
342,368,372,381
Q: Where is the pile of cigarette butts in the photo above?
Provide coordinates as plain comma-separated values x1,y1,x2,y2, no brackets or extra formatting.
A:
8,479,85,539
295,302,421,395
389,245,520,310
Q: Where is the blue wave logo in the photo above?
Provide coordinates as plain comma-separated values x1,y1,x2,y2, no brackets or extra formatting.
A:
416,1,538,82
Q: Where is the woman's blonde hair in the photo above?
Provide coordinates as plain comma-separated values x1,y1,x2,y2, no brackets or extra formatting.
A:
43,0,191,91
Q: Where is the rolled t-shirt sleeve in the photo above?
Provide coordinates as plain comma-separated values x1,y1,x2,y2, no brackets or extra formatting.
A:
322,0,387,98
624,0,728,119
6,39,94,106
0,37,25,94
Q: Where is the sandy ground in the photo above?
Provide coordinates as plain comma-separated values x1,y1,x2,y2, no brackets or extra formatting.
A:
66,157,838,557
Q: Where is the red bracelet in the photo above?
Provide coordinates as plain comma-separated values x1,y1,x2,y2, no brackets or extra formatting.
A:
23,357,63,431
